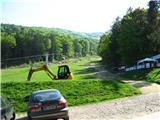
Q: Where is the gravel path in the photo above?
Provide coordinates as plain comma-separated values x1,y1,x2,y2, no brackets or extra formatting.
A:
122,80,160,94
69,92,160,120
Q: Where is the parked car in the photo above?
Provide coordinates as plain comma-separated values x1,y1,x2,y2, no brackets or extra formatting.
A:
27,89,69,120
0,96,16,120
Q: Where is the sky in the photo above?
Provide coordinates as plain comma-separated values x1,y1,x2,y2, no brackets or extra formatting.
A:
1,0,149,33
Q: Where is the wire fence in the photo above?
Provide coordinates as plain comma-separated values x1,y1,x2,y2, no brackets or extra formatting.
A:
1,53,55,68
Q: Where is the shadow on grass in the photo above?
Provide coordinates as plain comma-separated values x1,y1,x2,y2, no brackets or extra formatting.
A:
120,69,154,80
101,79,123,91
89,60,102,64
122,79,151,89
132,82,150,88
75,66,98,75
78,60,101,67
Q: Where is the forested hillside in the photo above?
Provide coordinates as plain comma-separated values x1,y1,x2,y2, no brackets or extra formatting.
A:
1,24,99,66
98,0,160,69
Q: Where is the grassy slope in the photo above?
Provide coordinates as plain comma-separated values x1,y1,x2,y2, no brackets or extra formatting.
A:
1,57,93,83
120,68,160,84
1,56,141,113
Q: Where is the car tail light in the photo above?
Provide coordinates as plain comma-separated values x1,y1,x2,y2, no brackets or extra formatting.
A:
57,98,67,109
29,105,41,112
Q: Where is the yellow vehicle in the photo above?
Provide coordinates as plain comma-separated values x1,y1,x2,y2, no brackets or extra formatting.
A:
27,64,74,81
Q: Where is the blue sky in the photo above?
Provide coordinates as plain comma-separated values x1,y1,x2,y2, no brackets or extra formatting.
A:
1,0,149,32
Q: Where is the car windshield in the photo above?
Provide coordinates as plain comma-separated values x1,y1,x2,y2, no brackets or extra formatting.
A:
32,91,61,103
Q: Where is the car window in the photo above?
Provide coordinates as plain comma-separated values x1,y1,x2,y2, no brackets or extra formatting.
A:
32,91,61,103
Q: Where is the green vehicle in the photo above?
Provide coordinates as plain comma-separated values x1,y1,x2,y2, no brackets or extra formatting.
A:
0,96,16,120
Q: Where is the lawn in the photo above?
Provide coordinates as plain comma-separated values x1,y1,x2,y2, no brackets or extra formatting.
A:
1,56,141,113
1,56,97,83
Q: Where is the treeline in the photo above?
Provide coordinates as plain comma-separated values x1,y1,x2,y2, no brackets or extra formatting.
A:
98,0,160,70
1,24,99,66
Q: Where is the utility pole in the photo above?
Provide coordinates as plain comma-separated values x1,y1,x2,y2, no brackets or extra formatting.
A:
45,52,49,65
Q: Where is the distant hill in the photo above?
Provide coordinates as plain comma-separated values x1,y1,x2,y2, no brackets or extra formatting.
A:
84,32,103,39
28,26,101,41
53,28,102,40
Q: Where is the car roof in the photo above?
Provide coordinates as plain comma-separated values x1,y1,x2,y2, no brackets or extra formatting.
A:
32,89,60,95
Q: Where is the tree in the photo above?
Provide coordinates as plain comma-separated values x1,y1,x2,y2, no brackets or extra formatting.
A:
54,35,63,60
98,32,111,65
108,17,122,67
73,39,82,57
98,18,122,68
1,32,16,59
147,0,160,55
118,9,149,65
147,0,159,24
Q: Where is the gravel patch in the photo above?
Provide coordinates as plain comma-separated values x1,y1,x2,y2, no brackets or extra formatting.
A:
69,92,160,120
122,80,160,94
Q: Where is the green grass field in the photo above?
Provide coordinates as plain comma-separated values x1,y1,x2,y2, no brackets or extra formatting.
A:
1,56,97,83
1,56,141,113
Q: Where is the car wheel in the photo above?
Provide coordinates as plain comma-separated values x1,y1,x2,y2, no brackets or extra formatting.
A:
10,112,16,120
63,116,69,120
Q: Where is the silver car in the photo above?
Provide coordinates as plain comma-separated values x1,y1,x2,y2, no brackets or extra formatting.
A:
27,89,69,120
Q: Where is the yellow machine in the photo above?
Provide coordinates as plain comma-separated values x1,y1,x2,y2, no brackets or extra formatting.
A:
27,64,74,81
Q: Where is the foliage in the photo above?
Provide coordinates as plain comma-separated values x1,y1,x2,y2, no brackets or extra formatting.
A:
1,32,16,59
120,68,160,84
1,24,99,67
118,9,149,65
98,0,160,68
